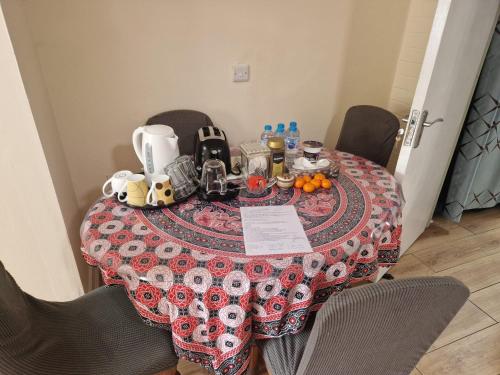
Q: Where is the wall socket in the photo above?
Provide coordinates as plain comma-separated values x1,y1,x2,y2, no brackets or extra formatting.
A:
233,64,249,82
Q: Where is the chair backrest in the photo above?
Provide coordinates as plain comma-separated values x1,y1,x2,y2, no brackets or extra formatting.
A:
146,109,213,155
296,277,469,375
0,261,179,375
0,261,31,340
336,105,400,167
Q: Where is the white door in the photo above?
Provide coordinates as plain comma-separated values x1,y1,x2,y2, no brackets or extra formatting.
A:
396,0,500,254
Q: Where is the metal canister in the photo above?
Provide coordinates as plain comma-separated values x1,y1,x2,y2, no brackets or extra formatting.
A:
267,137,285,177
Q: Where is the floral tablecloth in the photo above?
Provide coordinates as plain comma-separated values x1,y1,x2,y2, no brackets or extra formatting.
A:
80,150,403,375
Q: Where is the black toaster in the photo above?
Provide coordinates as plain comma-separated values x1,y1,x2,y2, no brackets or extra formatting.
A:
194,126,232,175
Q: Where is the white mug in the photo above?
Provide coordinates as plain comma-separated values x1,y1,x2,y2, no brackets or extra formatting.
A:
102,170,133,198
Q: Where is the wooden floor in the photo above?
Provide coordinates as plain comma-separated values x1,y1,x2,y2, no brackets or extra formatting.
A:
177,206,500,375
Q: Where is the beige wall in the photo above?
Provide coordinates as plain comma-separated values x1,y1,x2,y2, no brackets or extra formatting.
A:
386,0,438,171
387,0,438,117
0,5,83,300
1,0,93,291
12,0,411,215
323,0,411,148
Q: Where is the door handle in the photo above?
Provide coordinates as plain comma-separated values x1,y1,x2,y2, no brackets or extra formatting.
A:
401,110,444,148
422,118,444,127
402,116,444,126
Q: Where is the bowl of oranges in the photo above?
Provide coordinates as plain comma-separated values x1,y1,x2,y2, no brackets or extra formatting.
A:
294,173,332,193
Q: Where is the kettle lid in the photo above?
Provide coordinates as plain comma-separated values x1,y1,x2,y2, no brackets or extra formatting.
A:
144,124,175,137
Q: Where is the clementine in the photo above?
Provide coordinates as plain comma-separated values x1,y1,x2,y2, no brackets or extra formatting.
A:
314,173,326,180
311,179,322,188
303,182,316,193
294,178,305,189
321,179,332,189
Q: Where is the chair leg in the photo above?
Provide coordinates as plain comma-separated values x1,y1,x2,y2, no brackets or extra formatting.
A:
247,344,259,375
247,344,268,375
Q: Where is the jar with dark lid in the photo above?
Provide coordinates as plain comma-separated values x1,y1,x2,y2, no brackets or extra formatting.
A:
267,137,285,177
303,140,323,162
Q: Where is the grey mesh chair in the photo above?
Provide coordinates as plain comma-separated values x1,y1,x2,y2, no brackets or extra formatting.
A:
336,105,400,167
257,277,469,375
146,109,213,155
0,261,178,375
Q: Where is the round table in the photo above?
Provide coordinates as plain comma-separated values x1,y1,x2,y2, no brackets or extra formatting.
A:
80,150,403,375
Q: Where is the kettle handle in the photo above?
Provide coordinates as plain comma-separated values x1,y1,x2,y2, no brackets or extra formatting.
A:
132,127,145,165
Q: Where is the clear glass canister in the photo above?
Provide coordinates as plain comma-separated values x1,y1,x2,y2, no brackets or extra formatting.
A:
240,142,271,178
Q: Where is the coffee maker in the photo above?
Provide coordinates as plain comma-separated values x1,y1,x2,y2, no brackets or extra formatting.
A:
194,126,232,176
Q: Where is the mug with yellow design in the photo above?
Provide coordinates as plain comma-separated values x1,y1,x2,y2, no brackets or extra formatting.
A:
118,174,149,207
146,174,175,206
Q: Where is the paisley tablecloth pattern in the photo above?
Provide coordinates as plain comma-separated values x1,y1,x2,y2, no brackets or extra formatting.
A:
80,150,403,375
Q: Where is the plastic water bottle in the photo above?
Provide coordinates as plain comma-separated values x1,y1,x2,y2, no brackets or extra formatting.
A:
275,123,286,139
285,121,300,170
260,124,274,146
285,121,300,151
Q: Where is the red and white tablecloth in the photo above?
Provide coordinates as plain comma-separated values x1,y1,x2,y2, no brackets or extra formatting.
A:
80,150,403,375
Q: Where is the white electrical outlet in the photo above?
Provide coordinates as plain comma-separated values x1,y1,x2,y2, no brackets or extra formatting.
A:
233,64,249,82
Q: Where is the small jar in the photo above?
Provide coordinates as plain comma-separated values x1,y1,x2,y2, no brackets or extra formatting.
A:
303,141,323,162
276,174,295,189
267,137,285,177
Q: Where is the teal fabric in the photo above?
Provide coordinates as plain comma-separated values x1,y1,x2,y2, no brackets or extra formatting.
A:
442,20,500,222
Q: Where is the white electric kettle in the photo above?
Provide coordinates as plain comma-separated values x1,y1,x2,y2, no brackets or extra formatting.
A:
132,124,180,184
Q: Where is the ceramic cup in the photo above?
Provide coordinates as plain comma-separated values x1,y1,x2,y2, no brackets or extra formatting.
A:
102,170,133,198
118,174,149,207
146,174,175,206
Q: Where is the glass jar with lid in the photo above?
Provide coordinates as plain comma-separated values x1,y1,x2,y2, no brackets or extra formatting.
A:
240,142,271,194
240,142,270,177
267,137,285,177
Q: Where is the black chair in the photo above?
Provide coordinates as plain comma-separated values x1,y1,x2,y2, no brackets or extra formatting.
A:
146,110,213,155
336,105,400,167
257,277,469,375
0,261,178,375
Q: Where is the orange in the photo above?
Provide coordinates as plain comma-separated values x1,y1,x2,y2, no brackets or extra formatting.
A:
302,175,312,182
303,182,316,193
321,179,332,189
294,178,305,189
311,179,322,188
314,173,326,180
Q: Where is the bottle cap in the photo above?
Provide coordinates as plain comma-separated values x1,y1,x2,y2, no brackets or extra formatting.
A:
264,124,272,131
276,123,285,132
289,121,297,130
